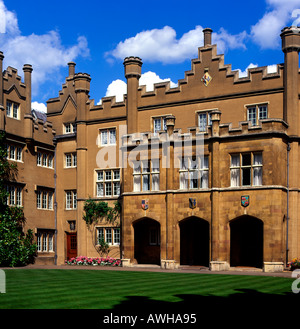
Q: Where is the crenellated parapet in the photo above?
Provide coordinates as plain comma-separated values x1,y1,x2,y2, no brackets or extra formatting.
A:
134,28,284,108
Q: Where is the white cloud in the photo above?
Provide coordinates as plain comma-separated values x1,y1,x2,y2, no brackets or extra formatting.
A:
104,79,127,102
106,26,247,64
267,64,278,73
0,0,89,96
237,63,258,77
250,0,300,49
99,71,177,104
139,71,177,91
31,101,47,113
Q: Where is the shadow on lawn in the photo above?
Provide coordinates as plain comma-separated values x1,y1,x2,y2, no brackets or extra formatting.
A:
112,289,298,324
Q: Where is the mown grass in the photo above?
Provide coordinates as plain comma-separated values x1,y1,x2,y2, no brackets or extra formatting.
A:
0,269,296,310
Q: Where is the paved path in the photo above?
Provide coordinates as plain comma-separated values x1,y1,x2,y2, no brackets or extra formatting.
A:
1,264,293,278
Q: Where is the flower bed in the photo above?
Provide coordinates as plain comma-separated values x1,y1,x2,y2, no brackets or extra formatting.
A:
288,258,300,270
65,256,121,267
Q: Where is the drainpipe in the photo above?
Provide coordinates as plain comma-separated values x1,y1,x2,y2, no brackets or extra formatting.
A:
54,140,58,265
286,142,290,266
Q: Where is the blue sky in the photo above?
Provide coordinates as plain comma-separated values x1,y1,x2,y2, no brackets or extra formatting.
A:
1,0,300,112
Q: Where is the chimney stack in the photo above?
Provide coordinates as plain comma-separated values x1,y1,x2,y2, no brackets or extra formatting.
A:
124,56,143,134
68,62,76,77
280,26,300,135
23,64,33,140
203,28,213,46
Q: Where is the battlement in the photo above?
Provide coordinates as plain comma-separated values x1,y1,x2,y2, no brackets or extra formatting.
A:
121,117,288,149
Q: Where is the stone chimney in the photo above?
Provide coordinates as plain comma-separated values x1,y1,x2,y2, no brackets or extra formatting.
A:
281,26,300,135
124,56,142,134
23,64,33,140
203,28,213,46
68,62,76,77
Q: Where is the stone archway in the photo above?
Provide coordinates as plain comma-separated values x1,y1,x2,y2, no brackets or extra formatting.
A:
230,215,263,268
133,217,160,265
179,217,209,266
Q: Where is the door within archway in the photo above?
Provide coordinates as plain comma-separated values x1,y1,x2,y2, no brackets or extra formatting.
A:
134,218,160,265
230,216,263,268
180,217,209,266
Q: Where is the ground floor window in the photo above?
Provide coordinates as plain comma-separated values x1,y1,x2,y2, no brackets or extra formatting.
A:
96,227,120,245
37,230,54,252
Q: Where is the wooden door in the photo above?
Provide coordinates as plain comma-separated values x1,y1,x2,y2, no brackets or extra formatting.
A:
66,233,77,260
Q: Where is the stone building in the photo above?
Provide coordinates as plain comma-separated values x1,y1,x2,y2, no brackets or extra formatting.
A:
1,26,300,272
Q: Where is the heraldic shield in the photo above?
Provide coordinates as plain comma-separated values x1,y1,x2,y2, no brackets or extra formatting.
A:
189,198,197,209
241,195,249,207
142,199,149,210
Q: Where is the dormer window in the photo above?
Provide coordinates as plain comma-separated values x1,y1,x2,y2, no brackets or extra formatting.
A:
6,101,19,119
64,123,76,134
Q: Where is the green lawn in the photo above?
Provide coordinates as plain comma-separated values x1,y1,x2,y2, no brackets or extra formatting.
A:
0,269,296,310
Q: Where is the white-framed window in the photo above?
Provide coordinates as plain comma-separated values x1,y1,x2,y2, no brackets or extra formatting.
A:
99,128,116,146
179,156,209,189
6,100,19,119
36,191,41,208
37,152,54,168
36,190,54,210
6,185,22,206
37,230,55,252
96,169,120,197
96,227,120,245
247,104,268,126
6,144,23,162
64,123,76,134
153,117,167,135
65,190,77,209
198,112,212,132
65,153,77,168
133,159,160,192
230,152,263,187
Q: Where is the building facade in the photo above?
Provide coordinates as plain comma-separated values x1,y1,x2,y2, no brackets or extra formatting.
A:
1,27,300,271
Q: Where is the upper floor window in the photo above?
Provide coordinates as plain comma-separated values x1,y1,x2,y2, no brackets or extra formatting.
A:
198,112,212,132
99,128,116,146
37,152,54,168
96,169,120,197
64,123,76,134
230,152,262,187
6,144,23,162
65,153,77,168
65,190,77,209
153,117,167,135
7,185,22,207
36,190,54,210
179,156,209,189
133,159,160,192
247,104,268,126
6,101,19,119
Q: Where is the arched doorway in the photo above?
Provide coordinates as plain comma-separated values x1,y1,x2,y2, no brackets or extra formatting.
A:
179,217,209,266
133,218,160,265
230,215,263,268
